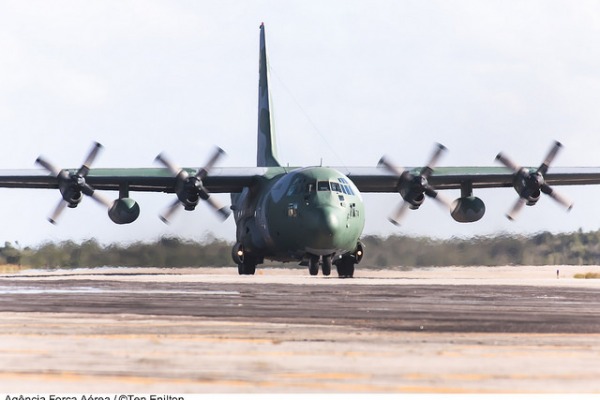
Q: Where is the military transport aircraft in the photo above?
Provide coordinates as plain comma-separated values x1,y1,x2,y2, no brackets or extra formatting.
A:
1,23,600,278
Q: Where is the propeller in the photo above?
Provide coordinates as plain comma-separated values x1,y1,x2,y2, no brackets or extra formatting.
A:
154,146,231,223
495,140,573,220
378,143,452,225
36,142,112,224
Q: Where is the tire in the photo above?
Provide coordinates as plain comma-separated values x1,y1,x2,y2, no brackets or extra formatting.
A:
238,260,256,275
308,254,319,276
336,256,355,278
322,255,332,276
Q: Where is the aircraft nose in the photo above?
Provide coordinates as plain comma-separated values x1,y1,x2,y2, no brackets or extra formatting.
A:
322,208,339,235
306,205,339,232
305,205,342,250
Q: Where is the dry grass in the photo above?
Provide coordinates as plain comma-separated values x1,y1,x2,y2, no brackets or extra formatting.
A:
0,264,29,274
573,272,600,279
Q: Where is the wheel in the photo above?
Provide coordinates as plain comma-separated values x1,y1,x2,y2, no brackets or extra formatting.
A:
308,254,319,276
336,256,355,278
238,255,257,275
238,262,256,275
322,255,332,276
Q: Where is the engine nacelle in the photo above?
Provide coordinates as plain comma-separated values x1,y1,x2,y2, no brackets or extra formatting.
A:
108,198,140,224
451,196,485,223
399,176,426,209
59,183,83,208
514,170,542,205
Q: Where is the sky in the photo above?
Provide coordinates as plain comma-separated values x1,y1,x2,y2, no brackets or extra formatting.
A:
1,0,600,247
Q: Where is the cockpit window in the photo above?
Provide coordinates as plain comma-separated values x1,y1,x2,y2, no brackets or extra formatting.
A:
286,176,304,196
337,178,355,196
330,182,341,192
317,181,330,191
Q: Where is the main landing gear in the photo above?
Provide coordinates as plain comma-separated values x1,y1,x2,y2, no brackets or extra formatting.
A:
232,244,257,275
332,242,364,279
333,255,355,278
307,253,357,278
308,255,332,276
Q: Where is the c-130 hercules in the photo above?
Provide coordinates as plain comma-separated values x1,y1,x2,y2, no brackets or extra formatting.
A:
2,23,600,278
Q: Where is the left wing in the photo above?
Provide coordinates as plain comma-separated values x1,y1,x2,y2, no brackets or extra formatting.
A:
0,167,268,192
0,143,281,224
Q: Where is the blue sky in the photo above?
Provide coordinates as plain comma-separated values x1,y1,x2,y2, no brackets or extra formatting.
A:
1,1,600,246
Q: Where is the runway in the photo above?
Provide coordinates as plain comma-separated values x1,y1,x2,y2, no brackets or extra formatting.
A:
1,266,600,392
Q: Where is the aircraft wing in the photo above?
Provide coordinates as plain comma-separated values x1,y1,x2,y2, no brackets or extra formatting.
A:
2,165,600,194
343,166,600,193
0,167,274,193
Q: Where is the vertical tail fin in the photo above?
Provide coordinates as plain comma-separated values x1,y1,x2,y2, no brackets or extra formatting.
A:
257,23,281,167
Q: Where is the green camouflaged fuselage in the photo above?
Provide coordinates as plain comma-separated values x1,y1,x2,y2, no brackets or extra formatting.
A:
231,166,365,262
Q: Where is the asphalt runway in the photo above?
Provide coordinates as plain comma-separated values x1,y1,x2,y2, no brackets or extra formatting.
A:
1,266,600,393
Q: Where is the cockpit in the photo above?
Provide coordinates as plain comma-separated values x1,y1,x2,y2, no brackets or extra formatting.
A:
316,178,356,196
287,177,355,197
279,169,363,221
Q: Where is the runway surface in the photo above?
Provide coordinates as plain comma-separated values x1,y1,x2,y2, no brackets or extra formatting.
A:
1,266,600,392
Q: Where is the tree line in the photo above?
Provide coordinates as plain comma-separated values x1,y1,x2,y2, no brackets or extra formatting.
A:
1,229,600,269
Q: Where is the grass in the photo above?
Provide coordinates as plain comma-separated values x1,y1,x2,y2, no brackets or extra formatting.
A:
0,264,29,274
574,272,600,279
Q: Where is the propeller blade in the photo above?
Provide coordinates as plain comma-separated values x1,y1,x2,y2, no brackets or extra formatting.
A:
541,184,573,211
495,152,521,172
89,190,114,209
421,143,447,178
78,142,103,177
196,146,226,180
35,156,62,177
155,152,183,177
77,182,111,208
425,187,453,211
387,201,410,226
506,197,526,221
378,156,405,177
48,199,68,225
538,141,562,175
159,198,182,224
205,195,231,220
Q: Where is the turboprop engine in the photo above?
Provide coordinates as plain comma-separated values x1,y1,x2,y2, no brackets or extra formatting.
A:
378,143,452,225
